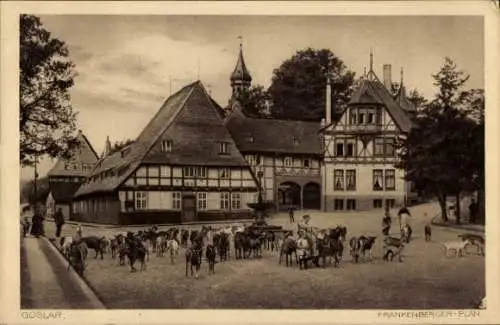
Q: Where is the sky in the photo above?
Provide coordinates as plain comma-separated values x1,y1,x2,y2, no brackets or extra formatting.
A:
20,15,484,181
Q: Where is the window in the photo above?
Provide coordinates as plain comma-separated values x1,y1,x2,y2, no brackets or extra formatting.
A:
231,193,241,210
373,199,383,208
219,168,230,180
346,170,356,191
246,155,257,165
284,157,293,167
384,138,395,156
197,192,207,210
334,199,344,211
335,142,344,157
346,199,356,210
385,169,396,190
373,169,383,191
346,143,355,157
374,138,384,156
376,108,383,124
161,140,173,152
293,136,300,145
367,113,374,124
358,113,365,124
247,135,254,143
386,199,396,208
218,142,230,155
172,192,181,210
220,192,230,210
334,169,344,190
135,191,148,210
183,166,207,178
350,111,357,125
303,159,310,168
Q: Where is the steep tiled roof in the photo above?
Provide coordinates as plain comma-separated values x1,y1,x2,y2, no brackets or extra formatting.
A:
348,77,413,133
75,81,249,197
47,130,99,177
225,106,322,155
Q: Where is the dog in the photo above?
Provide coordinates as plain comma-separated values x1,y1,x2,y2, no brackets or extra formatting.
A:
424,224,432,241
443,240,471,257
458,233,484,256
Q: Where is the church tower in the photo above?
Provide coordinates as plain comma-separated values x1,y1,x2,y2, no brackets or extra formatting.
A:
230,37,252,98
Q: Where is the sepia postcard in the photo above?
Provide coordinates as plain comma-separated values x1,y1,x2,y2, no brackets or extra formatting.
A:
1,1,499,325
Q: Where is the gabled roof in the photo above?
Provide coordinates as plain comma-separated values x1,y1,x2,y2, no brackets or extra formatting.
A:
47,130,99,177
230,46,252,82
225,103,322,155
75,81,250,197
347,76,413,133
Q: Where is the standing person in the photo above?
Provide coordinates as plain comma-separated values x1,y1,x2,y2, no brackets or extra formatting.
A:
382,209,392,236
54,208,65,238
298,215,316,257
398,207,412,241
75,223,83,242
30,205,43,238
289,206,295,223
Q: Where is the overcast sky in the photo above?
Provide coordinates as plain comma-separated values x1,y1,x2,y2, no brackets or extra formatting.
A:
20,15,484,181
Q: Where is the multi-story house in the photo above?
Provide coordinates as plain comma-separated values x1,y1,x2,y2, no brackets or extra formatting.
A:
321,57,415,211
45,130,99,220
73,81,259,225
225,44,323,212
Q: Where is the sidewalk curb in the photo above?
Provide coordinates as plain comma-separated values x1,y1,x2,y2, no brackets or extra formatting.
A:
43,237,107,309
431,215,485,233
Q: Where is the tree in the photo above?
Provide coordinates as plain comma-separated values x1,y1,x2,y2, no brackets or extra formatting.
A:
234,85,272,118
268,48,355,121
389,82,428,111
397,57,480,223
109,139,135,154
20,14,79,167
20,176,50,204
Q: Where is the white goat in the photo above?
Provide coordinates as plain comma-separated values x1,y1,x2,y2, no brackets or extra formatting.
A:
443,239,471,257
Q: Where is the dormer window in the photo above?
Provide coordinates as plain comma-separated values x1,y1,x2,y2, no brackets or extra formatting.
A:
247,135,254,143
293,136,300,145
161,140,173,153
121,147,130,158
218,142,230,155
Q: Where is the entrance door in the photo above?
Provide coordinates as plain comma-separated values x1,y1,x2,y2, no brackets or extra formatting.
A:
303,182,321,210
182,195,197,222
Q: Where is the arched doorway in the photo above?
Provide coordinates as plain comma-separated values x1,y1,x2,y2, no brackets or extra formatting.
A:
278,182,301,210
303,182,321,210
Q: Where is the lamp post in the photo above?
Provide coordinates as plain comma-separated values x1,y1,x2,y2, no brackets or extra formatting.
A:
257,170,264,204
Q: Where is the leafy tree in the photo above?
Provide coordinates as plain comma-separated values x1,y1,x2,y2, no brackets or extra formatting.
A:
268,48,355,121
20,176,50,204
234,85,272,118
390,82,428,111
20,14,79,167
397,57,482,223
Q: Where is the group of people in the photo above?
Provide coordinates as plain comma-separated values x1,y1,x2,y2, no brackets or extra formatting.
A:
21,205,68,239
382,206,413,240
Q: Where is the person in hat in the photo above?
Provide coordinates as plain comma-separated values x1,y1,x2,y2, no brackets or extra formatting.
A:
298,215,316,256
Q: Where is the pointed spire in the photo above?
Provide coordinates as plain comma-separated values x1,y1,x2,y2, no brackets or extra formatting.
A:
101,135,111,158
230,36,252,97
400,67,404,86
369,48,373,72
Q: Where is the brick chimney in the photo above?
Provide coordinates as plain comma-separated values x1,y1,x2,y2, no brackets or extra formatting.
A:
326,78,332,125
383,64,392,90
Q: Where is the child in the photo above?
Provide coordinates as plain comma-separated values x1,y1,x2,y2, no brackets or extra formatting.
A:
75,224,83,242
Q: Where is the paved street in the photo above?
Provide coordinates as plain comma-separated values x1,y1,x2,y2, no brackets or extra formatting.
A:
20,236,105,309
22,202,485,309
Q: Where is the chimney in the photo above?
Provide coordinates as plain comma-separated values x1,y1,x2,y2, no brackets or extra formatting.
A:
326,78,332,125
383,64,392,90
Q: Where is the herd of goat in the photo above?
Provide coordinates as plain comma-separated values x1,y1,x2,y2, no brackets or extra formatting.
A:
59,222,485,278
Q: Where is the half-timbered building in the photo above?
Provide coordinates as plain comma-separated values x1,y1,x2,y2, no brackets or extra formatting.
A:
46,130,99,220
321,57,416,212
73,81,259,225
225,43,323,212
